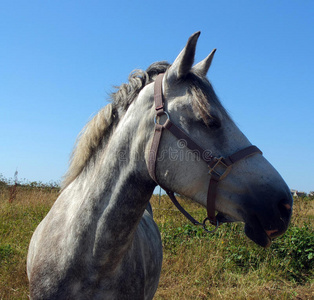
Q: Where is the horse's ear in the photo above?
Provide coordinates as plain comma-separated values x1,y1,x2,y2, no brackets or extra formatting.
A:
166,31,201,82
192,48,216,77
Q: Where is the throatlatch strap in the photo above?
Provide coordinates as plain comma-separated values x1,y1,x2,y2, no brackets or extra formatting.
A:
166,191,202,226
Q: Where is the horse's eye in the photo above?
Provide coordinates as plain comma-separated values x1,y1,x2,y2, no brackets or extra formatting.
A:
199,116,221,130
208,117,221,129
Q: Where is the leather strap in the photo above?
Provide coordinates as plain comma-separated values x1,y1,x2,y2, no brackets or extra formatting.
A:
148,73,167,183
207,175,220,223
165,121,214,163
224,145,262,166
166,191,202,226
154,73,164,113
148,123,164,183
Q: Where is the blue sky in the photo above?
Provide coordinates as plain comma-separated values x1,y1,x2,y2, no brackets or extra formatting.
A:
0,1,313,192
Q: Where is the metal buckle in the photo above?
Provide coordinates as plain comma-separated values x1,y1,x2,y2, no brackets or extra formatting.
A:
202,217,219,233
154,111,170,125
208,157,231,180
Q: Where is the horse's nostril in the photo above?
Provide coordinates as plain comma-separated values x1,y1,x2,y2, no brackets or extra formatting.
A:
278,198,292,222
283,203,292,210
266,229,279,237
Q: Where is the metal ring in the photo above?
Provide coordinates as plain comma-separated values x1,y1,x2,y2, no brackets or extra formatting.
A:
202,217,219,233
154,111,170,125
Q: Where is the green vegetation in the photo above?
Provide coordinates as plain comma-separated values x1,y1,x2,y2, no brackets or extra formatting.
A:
152,196,314,299
0,176,313,299
159,215,313,282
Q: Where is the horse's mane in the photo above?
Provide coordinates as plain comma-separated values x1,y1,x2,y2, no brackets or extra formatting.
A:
61,61,170,189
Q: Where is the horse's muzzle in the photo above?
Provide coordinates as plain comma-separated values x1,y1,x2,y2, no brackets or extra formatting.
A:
243,191,293,248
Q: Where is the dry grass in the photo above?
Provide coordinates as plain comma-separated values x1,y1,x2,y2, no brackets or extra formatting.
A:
0,187,313,300
292,197,314,226
0,186,58,300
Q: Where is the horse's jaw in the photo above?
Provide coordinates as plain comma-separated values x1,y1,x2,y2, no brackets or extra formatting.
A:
216,212,278,248
244,221,272,248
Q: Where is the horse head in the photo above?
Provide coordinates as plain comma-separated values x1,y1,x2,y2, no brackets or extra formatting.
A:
143,32,292,247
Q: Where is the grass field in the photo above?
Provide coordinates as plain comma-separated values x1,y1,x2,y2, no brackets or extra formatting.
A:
0,183,313,299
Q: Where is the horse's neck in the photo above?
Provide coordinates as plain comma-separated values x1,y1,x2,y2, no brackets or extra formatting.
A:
66,119,155,268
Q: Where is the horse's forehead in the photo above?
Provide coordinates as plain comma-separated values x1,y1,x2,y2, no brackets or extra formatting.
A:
168,84,220,120
139,75,224,123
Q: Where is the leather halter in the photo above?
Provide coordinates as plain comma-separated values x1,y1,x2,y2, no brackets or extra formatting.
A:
148,73,262,232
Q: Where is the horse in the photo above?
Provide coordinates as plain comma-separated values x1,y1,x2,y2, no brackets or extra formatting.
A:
27,32,293,299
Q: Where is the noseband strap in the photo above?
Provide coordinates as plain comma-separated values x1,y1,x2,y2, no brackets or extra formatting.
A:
148,73,262,231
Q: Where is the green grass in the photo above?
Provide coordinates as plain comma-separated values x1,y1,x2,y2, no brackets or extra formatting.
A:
152,195,314,299
0,183,313,299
